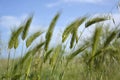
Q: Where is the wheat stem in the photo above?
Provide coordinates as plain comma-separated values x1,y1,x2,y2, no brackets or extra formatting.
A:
7,49,10,80
73,28,85,50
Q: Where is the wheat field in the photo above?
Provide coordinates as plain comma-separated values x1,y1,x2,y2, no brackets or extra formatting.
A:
0,12,120,80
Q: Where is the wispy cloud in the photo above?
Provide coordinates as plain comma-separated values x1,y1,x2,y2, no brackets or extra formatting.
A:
0,15,49,34
62,0,103,3
46,2,61,8
112,13,120,25
0,16,21,28
46,0,106,8
0,15,27,28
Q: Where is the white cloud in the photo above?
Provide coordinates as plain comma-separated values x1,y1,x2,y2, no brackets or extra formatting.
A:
0,15,46,33
0,15,27,28
46,2,61,8
46,0,106,8
0,16,20,28
62,0,103,3
29,24,47,33
112,13,120,25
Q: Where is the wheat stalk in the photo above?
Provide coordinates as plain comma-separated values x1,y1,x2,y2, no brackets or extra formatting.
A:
45,13,60,51
22,15,33,40
91,26,102,57
85,17,108,28
26,31,43,48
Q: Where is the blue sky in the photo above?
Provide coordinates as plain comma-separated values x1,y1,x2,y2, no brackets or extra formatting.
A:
0,0,119,37
0,0,120,57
